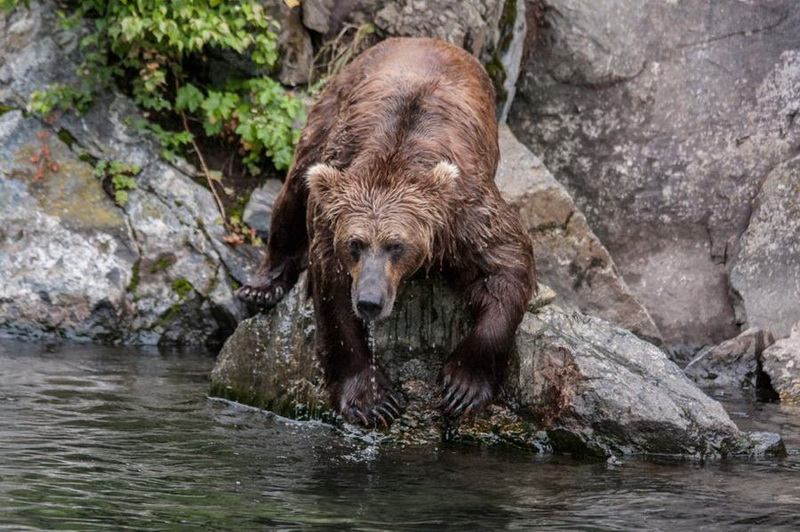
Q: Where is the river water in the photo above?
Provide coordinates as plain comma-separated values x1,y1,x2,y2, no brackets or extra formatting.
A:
1,339,800,530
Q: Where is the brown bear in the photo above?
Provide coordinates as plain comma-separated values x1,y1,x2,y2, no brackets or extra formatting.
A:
237,37,536,426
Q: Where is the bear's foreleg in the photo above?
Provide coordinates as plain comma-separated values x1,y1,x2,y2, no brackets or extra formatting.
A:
310,258,405,427
440,257,534,418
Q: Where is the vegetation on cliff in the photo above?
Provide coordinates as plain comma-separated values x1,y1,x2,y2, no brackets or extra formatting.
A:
4,0,305,238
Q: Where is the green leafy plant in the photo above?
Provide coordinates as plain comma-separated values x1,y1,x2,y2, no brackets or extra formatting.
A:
0,0,23,11
29,84,93,116
93,159,141,206
7,0,307,236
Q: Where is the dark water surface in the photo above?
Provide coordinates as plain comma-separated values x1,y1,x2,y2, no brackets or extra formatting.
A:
2,340,800,531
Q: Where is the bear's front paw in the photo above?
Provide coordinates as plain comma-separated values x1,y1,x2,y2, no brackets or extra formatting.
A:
336,367,405,428
438,361,495,418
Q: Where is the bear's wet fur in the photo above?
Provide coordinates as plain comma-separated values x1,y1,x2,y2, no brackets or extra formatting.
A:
237,38,537,426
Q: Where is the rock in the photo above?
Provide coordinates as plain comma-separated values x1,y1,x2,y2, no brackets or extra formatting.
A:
496,124,662,344
743,431,787,458
730,155,800,339
0,111,135,343
212,273,470,421
511,306,760,457
0,2,248,344
685,328,775,391
211,275,324,418
302,0,338,35
373,1,503,58
0,108,243,345
509,0,800,357
242,178,283,240
496,0,526,122
606,225,739,358
278,6,314,86
761,323,800,405
211,273,777,457
0,2,79,108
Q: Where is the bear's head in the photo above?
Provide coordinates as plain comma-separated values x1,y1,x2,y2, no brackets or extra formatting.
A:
307,161,458,321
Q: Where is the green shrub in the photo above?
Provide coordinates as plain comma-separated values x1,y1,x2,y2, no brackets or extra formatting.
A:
14,0,305,175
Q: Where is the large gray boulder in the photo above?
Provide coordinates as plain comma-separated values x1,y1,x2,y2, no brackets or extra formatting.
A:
0,2,251,344
730,155,800,339
511,306,756,457
496,124,661,344
509,0,800,357
0,106,246,344
0,112,135,342
211,274,781,457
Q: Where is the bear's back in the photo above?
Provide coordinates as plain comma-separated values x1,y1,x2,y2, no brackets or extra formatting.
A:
317,38,499,184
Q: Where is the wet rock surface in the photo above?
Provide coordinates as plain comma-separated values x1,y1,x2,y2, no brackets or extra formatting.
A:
511,306,776,457
211,274,778,458
509,0,800,357
762,324,800,405
685,328,775,392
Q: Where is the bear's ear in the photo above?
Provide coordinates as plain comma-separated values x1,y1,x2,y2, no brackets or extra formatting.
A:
431,161,460,189
306,163,341,201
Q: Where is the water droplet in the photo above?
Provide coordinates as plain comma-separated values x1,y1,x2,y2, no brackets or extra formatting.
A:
367,322,378,403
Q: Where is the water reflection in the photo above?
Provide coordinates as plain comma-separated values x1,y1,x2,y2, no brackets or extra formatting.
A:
1,339,799,530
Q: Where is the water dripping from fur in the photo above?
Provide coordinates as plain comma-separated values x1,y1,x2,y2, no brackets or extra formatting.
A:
367,321,378,404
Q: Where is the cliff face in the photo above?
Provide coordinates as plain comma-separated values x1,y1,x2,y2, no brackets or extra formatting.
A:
1,1,647,347
0,2,253,345
508,0,800,357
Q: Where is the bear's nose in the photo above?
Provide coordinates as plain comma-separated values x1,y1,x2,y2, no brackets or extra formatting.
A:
356,293,384,320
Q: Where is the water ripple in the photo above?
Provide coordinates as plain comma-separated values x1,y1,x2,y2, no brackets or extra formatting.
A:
2,339,800,530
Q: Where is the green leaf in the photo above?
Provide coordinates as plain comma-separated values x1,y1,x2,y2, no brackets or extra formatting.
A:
175,83,204,112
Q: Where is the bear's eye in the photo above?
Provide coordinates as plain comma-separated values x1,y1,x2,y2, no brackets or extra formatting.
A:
385,241,405,259
348,239,367,258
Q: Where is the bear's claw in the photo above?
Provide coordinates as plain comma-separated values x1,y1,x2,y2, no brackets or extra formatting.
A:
341,389,406,428
438,365,494,418
337,365,406,427
236,262,298,310
236,281,288,309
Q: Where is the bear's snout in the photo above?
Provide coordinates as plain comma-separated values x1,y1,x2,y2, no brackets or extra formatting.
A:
353,253,393,321
356,292,384,320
